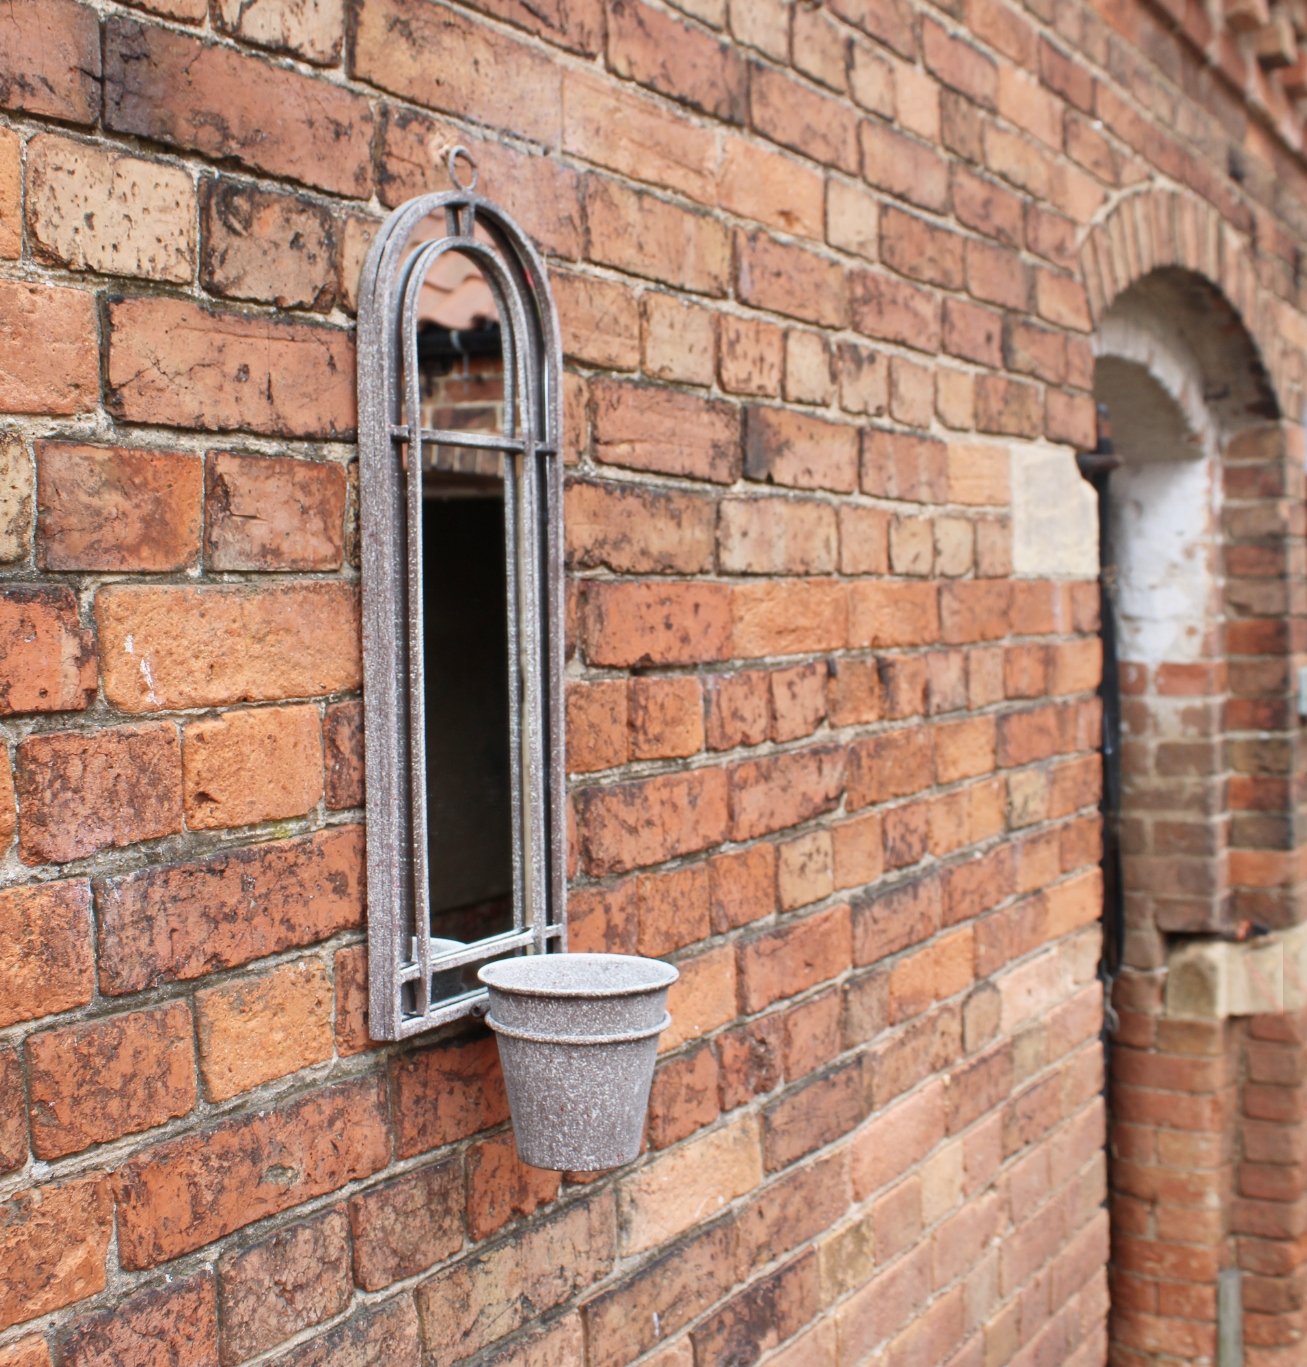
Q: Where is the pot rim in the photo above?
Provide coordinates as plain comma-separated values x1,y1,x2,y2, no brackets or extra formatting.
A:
478,951,678,999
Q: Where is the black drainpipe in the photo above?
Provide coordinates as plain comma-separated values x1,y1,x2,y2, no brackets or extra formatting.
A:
1076,407,1125,1006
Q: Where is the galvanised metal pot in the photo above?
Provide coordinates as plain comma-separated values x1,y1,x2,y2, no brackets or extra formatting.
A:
478,953,678,1172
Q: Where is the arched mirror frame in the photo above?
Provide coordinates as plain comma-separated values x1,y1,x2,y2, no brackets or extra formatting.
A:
357,150,567,1040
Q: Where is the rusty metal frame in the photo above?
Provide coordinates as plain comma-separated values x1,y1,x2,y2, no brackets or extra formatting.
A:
357,149,567,1040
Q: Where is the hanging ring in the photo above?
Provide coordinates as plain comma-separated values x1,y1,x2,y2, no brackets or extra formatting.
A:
447,145,479,193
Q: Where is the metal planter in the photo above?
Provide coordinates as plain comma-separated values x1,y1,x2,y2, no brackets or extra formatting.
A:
478,953,678,1172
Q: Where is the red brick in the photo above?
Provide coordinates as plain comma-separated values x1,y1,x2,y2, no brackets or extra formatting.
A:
751,63,859,171
416,1205,611,1365
736,229,848,327
219,1210,353,1364
97,583,359,711
0,0,97,120
854,874,943,966
0,587,96,716
96,826,362,993
648,1043,721,1148
201,179,335,309
116,1077,389,1268
592,378,740,484
861,121,949,212
390,1031,508,1158
923,18,997,105
720,496,838,575
889,927,976,1022
638,862,712,956
0,1338,50,1367
586,176,730,295
259,1289,420,1367
847,727,935,808
17,723,182,864
0,130,16,261
0,1175,112,1332
764,1060,866,1169
27,134,196,282
642,292,716,386
729,745,846,840
107,297,355,439
324,700,363,809
610,0,746,119
850,269,942,352
205,453,345,571
467,1131,560,1238
740,903,852,1012
36,443,201,572
565,479,716,575
555,269,640,369
197,958,333,1101
744,407,859,493
58,1273,218,1367
582,581,732,667
719,315,785,396
705,669,771,749
882,205,966,288
183,704,323,831
733,579,847,656
629,676,704,759
576,766,729,874
709,843,776,931
106,18,372,197
0,1046,24,1174
378,108,582,252
212,0,343,61
717,132,826,239
694,1253,820,1361
0,281,97,416
349,1159,463,1288
27,1001,194,1160
567,680,628,773
771,661,828,742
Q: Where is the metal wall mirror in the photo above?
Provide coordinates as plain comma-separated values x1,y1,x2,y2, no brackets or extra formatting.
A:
358,148,567,1040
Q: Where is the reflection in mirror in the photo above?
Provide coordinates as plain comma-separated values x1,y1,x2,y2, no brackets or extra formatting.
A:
408,237,514,1009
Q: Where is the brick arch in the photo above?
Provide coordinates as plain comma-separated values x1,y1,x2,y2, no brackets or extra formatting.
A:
1077,186,1294,418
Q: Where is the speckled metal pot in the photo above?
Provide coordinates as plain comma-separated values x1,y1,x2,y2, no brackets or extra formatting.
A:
478,953,678,1172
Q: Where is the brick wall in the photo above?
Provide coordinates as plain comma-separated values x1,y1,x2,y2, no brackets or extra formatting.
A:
2,0,1307,1364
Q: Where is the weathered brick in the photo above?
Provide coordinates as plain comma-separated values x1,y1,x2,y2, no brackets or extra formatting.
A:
96,826,363,993
850,269,942,352
197,958,333,1101
629,676,704,760
582,580,732,667
642,292,716,386
414,1196,615,1366
116,1077,390,1268
0,0,100,124
0,281,98,415
390,1031,508,1157
862,121,949,212
36,443,201,572
17,724,183,864
219,1210,352,1365
265,1290,421,1367
720,496,838,575
214,0,343,63
745,408,859,493
0,1337,50,1367
740,904,852,1012
788,324,835,405
0,1175,111,1332
97,583,360,711
106,297,355,438
27,1001,195,1159
0,881,94,1028
105,18,372,197
565,479,716,575
0,1046,26,1174
730,746,846,840
201,180,335,310
751,63,859,172
719,315,785,396
324,700,364,809
57,1273,218,1367
587,176,730,295
28,134,194,282
0,436,32,564
555,269,640,369
592,379,740,483
609,0,746,119
618,1115,762,1255
0,587,96,716
466,1132,559,1240
349,1159,463,1289
648,1043,721,1149
575,766,729,874
736,229,848,327
183,703,323,831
